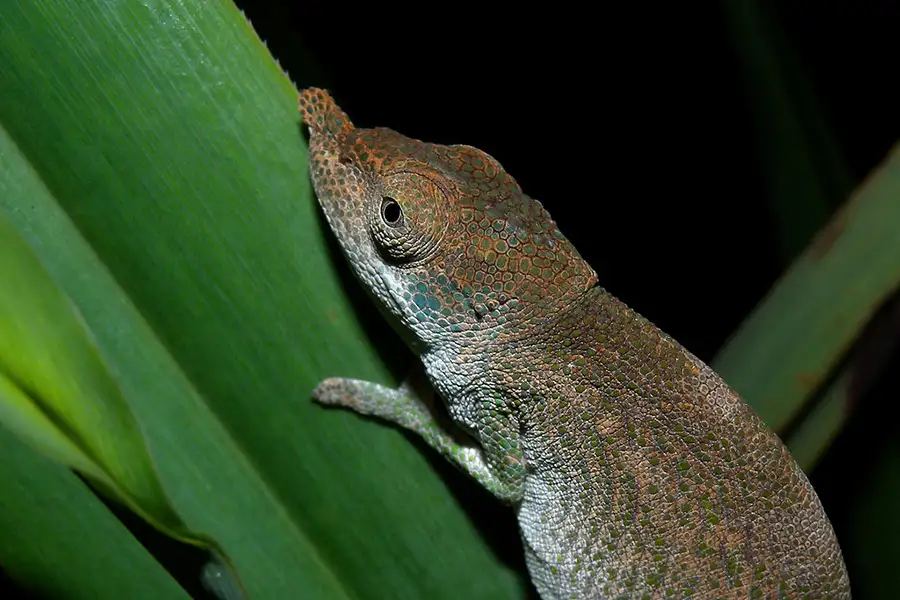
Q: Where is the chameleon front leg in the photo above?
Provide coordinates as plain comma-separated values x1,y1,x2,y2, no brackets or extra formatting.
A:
312,373,525,504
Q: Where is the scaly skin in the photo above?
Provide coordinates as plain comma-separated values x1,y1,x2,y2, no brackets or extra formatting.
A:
297,88,851,599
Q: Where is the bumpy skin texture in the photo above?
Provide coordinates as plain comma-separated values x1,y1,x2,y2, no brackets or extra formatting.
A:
298,88,851,599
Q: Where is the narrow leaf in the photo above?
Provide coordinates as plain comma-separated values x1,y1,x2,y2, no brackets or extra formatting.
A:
0,1,525,598
0,423,192,600
714,144,900,438
0,208,204,548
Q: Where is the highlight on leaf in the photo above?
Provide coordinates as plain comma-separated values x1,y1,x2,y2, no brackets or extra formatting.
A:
0,211,211,551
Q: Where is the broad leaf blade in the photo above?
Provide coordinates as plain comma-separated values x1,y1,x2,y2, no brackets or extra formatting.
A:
0,1,524,598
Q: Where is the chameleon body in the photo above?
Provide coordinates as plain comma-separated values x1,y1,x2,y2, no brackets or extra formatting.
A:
297,88,851,599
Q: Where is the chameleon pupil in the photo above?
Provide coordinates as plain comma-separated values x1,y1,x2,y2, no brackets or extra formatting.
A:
381,197,403,226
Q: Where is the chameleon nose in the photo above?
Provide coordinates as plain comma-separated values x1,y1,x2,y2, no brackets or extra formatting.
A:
298,87,355,137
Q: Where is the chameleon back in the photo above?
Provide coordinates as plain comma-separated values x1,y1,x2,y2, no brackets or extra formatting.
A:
498,284,850,597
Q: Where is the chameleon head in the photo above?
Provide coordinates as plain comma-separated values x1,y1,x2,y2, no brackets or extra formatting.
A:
299,88,597,353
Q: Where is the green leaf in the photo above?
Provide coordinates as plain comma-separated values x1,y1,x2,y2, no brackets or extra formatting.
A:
0,206,207,549
714,144,900,447
0,422,192,600
0,1,523,599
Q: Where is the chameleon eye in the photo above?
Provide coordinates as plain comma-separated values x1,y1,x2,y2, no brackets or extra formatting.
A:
380,196,404,227
369,172,451,265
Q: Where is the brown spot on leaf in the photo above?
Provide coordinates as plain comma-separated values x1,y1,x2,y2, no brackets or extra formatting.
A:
794,371,820,394
807,206,848,261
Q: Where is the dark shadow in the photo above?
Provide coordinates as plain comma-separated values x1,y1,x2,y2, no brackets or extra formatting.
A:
79,477,223,600
0,568,44,600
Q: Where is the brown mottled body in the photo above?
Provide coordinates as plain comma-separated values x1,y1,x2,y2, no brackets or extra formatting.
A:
297,88,851,599
498,285,848,597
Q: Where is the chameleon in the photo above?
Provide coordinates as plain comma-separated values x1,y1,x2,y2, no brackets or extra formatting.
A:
297,87,851,599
